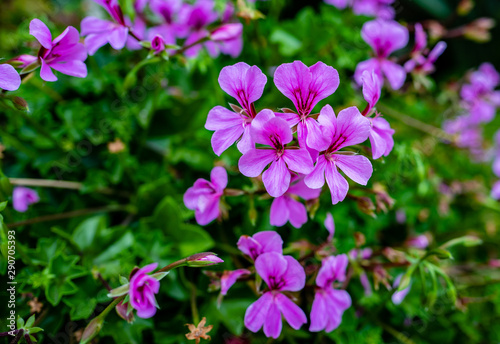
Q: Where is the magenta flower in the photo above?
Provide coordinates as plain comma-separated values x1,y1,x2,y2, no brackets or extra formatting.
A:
404,23,447,75
237,231,283,261
348,248,373,260
405,234,429,249
151,35,166,54
0,64,21,91
29,19,87,82
310,254,352,332
211,23,243,42
13,186,40,213
392,274,411,305
129,262,160,318
183,166,227,225
324,212,335,242
305,105,373,204
274,61,340,153
245,252,307,338
354,19,408,90
270,175,321,228
183,0,220,57
361,70,381,116
220,269,251,295
239,110,314,197
205,62,267,155
324,0,395,19
188,253,224,266
81,0,129,55
460,63,500,124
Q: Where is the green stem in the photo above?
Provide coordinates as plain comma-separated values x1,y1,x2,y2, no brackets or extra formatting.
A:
6,204,135,228
157,258,188,273
377,103,455,141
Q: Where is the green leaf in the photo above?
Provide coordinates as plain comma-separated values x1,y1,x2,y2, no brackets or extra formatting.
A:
17,315,25,329
270,29,302,56
25,314,35,328
108,283,130,298
425,249,453,260
151,271,169,281
44,255,87,305
0,201,7,211
72,215,107,251
28,327,43,334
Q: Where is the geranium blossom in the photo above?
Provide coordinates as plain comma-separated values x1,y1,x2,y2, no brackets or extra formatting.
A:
274,61,340,154
81,0,129,55
183,166,227,225
270,175,321,228
206,62,267,155
392,274,411,305
129,263,161,318
29,19,87,82
13,186,40,212
305,105,373,204
244,252,307,338
310,254,352,332
220,269,251,295
238,110,314,197
325,0,395,19
354,19,409,90
237,231,283,261
404,23,447,75
325,212,335,242
492,181,500,200
0,64,21,91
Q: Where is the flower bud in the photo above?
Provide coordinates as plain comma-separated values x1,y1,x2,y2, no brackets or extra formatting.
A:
80,317,104,344
151,35,166,54
116,301,134,323
12,96,29,112
464,18,495,42
186,252,224,267
210,23,243,42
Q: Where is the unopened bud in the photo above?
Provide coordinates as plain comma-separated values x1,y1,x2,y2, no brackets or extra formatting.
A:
457,0,474,16
80,317,104,344
464,18,495,42
210,23,243,42
116,301,134,323
186,252,224,267
12,96,29,112
356,196,376,218
354,232,366,247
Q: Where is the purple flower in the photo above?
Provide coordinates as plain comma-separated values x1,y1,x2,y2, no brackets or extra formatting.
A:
151,35,166,54
348,248,373,260
220,269,251,295
237,231,283,261
244,252,307,338
183,0,220,57
355,19,408,90
211,23,243,42
12,186,40,213
404,23,447,75
129,262,160,318
187,253,224,266
274,61,340,153
405,234,429,249
310,254,352,332
239,110,314,197
361,70,381,116
392,274,411,305
492,181,500,200
325,212,335,242
325,0,395,19
81,0,129,55
460,63,500,124
183,166,227,225
270,175,321,228
0,64,21,91
304,105,373,204
29,19,87,82
206,62,267,155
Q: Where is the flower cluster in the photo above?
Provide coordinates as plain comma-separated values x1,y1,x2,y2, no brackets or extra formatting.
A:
442,63,500,198
355,19,446,91
324,0,395,20
215,231,352,338
81,0,243,58
186,60,398,228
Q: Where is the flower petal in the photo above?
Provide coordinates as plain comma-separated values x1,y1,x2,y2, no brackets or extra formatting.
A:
40,59,57,82
282,148,313,175
211,125,245,156
263,298,282,339
50,60,87,78
309,291,327,332
262,158,291,197
210,166,228,191
381,60,407,90
244,292,273,333
29,19,53,49
270,196,290,227
205,106,243,130
304,155,327,189
325,162,349,205
281,255,306,292
255,252,288,288
335,154,373,185
0,64,21,91
275,293,307,330
238,149,275,177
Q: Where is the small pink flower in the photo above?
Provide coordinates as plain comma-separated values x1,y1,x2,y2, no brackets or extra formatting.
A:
392,274,411,305
206,62,267,155
151,35,166,54
324,212,335,242
129,262,160,318
310,254,352,332
354,19,408,90
405,234,429,249
274,61,340,154
244,252,307,338
211,23,243,42
492,180,500,200
405,23,447,75
0,64,21,91
183,166,227,225
13,187,40,213
187,252,224,266
237,231,283,261
29,19,88,82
